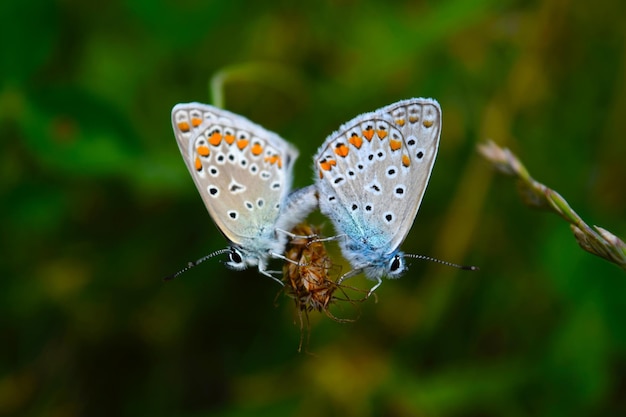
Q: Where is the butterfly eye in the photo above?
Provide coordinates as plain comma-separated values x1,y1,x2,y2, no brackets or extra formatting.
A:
388,254,405,277
228,248,244,266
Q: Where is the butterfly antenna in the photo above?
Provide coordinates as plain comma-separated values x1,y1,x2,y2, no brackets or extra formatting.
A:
405,254,479,271
163,248,231,281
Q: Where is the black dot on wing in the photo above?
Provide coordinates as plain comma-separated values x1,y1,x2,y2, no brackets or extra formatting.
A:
385,213,393,222
408,139,416,146
365,205,372,211
257,199,264,207
417,151,424,159
229,183,243,192
228,211,238,219
395,187,404,195
209,187,218,195
351,204,358,211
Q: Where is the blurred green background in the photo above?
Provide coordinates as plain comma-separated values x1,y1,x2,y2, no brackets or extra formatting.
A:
2,0,626,416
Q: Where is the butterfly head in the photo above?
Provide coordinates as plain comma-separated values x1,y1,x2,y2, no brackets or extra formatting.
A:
353,250,407,281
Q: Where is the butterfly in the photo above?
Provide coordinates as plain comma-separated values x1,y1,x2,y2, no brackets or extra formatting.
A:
313,98,476,294
169,103,317,283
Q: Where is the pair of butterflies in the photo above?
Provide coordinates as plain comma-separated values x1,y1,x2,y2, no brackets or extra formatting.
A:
170,98,473,294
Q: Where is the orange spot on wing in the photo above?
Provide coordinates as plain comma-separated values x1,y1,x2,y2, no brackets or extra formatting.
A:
363,127,374,141
197,145,210,156
191,117,202,127
224,134,235,145
251,143,263,155
319,158,336,171
409,116,419,123
377,129,388,139
209,131,222,146
389,139,402,151
423,120,434,128
349,133,363,149
237,139,249,150
194,156,202,171
402,154,411,167
263,155,282,168
177,121,190,132
395,118,405,126
334,143,349,157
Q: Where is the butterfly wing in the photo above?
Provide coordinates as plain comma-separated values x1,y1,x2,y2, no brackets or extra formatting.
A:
172,103,299,247
314,98,441,254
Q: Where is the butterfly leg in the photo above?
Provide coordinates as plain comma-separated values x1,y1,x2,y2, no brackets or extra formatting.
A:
366,277,383,298
337,266,382,297
336,266,362,286
276,228,319,240
306,234,348,249
255,257,284,286
270,251,301,266
258,266,285,286
312,234,347,243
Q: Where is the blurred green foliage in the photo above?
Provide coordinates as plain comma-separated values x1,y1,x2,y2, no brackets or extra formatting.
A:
1,0,625,416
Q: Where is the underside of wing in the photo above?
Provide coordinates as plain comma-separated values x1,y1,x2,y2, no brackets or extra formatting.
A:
314,98,441,253
172,103,299,245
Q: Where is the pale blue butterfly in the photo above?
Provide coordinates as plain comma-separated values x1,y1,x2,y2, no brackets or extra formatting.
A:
314,98,476,294
169,103,317,283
